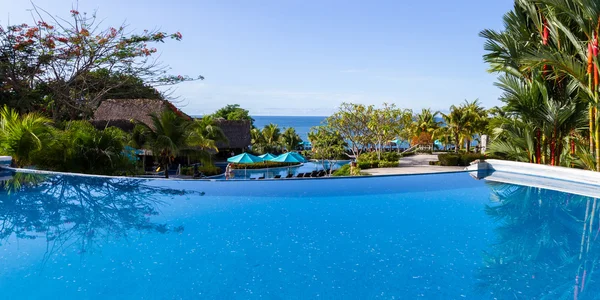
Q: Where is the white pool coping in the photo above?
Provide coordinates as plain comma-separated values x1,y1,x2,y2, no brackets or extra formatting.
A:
467,159,600,198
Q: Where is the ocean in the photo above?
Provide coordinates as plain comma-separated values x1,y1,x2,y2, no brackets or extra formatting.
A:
253,116,326,141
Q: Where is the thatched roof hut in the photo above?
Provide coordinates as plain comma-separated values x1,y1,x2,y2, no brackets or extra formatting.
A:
92,99,190,130
213,119,251,150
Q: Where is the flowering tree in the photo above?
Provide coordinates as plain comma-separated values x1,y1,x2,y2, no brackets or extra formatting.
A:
0,6,201,120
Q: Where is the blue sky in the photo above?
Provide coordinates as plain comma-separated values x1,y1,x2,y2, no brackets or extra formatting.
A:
2,0,513,116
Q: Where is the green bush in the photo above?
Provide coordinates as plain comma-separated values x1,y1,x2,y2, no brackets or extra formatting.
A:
32,121,137,175
332,164,362,176
381,152,400,162
438,153,487,166
358,151,399,163
378,161,398,168
358,161,377,169
438,154,460,166
181,165,222,176
401,151,416,157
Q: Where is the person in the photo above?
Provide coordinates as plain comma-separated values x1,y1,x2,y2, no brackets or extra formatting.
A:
225,163,232,180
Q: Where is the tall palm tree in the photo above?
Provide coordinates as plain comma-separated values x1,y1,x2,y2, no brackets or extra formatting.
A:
0,105,52,167
442,105,468,153
279,127,302,152
412,108,441,148
136,110,193,178
261,123,281,153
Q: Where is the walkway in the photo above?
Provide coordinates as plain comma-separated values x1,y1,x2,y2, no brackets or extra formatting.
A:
365,153,465,175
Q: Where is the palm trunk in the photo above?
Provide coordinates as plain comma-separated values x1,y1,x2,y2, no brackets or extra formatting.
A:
164,161,169,178
454,132,459,153
535,128,542,164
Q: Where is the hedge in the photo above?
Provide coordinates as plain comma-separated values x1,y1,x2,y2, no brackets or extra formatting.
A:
180,165,222,176
438,153,487,166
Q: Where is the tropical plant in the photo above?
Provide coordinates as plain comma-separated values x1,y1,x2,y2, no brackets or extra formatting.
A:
279,127,302,151
212,104,254,122
0,105,52,167
481,0,591,168
136,110,193,178
308,125,347,174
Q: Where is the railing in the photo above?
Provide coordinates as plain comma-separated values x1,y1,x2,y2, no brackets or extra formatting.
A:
402,144,433,153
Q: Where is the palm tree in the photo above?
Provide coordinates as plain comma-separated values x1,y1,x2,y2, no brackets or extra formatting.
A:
279,127,302,152
0,105,52,167
261,123,281,153
412,108,441,148
136,109,193,178
442,105,468,153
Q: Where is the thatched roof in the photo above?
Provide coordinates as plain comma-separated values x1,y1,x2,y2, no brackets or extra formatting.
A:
92,99,190,130
214,119,251,149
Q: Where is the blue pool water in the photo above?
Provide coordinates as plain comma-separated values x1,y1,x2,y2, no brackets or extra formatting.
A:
0,171,599,299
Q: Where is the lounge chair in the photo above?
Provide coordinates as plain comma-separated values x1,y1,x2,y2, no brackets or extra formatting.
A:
317,170,326,177
285,174,294,178
304,172,312,178
296,173,305,178
273,175,282,179
310,171,318,177
258,176,265,180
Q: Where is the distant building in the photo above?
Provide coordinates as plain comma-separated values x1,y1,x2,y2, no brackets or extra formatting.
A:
92,98,190,131
92,98,251,152
212,118,251,151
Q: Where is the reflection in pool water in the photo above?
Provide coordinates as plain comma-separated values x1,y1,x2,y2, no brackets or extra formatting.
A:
0,171,598,299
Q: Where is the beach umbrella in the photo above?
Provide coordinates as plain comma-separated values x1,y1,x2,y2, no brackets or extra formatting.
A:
270,152,303,163
271,152,303,176
227,152,264,178
258,153,276,160
288,151,307,163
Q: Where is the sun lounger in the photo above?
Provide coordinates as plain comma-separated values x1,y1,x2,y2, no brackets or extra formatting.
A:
304,173,312,178
258,176,265,180
273,175,282,179
285,174,294,178
310,171,318,177
296,173,305,178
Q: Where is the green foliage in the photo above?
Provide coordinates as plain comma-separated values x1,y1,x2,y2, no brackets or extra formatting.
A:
331,164,362,176
377,161,398,168
401,151,416,157
180,165,222,176
0,106,52,167
280,127,302,151
358,151,399,163
33,120,136,175
212,104,254,122
136,110,221,178
438,153,487,166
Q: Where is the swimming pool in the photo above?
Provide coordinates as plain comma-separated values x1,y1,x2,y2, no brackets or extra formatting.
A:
0,170,598,299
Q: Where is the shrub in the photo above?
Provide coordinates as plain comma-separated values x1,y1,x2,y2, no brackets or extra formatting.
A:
358,151,399,163
358,161,377,169
378,161,398,168
401,151,416,157
381,152,400,162
332,164,362,176
181,164,222,176
438,153,487,166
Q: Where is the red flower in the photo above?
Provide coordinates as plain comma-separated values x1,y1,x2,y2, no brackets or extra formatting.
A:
70,9,79,15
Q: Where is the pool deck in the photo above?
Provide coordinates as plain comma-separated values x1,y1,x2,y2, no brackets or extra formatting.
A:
366,154,465,175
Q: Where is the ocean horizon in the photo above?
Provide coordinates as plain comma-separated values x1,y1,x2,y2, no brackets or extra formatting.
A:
192,115,326,141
